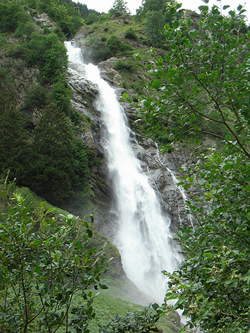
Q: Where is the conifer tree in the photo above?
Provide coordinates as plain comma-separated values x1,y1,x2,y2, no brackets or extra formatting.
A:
28,103,74,203
0,91,29,182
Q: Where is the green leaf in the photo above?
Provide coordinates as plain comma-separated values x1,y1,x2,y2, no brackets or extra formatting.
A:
198,5,209,12
210,70,218,80
151,79,161,89
30,240,41,246
152,303,159,311
165,55,171,62
172,21,179,29
197,73,207,80
122,93,128,99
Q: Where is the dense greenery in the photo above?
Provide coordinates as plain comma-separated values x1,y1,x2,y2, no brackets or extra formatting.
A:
0,186,107,332
109,0,130,16
137,1,250,331
0,0,92,206
0,184,172,332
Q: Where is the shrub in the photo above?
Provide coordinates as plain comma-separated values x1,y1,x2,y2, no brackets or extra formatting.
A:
0,191,107,332
125,27,137,40
86,13,99,25
106,35,132,56
113,60,136,72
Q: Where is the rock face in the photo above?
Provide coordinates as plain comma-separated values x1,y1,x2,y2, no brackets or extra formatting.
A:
67,50,193,240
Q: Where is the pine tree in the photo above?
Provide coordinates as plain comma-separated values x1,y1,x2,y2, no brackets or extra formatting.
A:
27,103,74,203
0,90,29,182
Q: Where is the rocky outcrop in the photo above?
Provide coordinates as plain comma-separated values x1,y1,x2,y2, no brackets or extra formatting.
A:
0,55,39,106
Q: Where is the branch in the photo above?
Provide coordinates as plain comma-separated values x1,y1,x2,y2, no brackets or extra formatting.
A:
21,273,29,333
217,310,250,323
191,73,250,158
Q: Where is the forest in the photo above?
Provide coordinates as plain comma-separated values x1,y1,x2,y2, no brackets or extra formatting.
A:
0,0,249,331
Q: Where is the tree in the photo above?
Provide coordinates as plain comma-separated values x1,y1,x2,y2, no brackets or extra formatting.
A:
145,10,165,47
27,103,75,203
109,0,130,16
141,2,249,157
24,32,68,83
106,35,132,57
0,90,30,183
142,0,166,13
138,2,250,331
0,190,107,332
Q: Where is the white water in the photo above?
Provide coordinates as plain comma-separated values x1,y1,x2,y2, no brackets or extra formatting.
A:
65,41,181,303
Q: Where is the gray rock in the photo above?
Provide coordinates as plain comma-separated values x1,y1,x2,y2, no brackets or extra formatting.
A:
67,58,193,235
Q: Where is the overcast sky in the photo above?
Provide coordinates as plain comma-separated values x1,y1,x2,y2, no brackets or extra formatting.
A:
78,0,250,21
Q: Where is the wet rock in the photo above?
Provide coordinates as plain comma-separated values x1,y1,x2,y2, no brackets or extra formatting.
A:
66,49,193,237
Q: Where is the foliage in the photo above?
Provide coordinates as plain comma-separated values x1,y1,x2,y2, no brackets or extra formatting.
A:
0,20,91,207
22,32,68,83
106,35,132,57
51,75,72,115
141,2,250,156
164,145,250,332
0,92,30,183
37,0,84,37
139,2,250,331
0,2,30,33
109,0,130,16
71,136,90,192
145,10,165,47
114,60,136,72
142,0,168,13
22,84,48,111
125,27,138,40
0,190,107,332
86,13,99,25
98,303,162,332
25,104,74,204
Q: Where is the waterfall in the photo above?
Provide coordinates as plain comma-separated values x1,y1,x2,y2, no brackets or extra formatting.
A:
65,41,181,303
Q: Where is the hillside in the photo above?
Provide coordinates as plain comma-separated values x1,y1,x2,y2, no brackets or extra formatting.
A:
0,0,185,332
0,0,249,332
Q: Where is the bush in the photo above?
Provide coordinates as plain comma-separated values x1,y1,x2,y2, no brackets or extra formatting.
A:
86,13,99,25
106,35,132,57
0,191,107,332
0,3,29,33
22,84,48,110
113,60,136,72
14,21,37,40
125,27,137,40
22,32,68,83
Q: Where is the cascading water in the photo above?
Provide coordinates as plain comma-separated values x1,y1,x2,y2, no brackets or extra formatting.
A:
65,41,181,303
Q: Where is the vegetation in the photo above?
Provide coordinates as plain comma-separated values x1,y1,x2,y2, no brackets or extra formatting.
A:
136,1,250,332
0,183,174,332
0,0,92,206
0,185,107,332
109,0,130,16
1,0,249,331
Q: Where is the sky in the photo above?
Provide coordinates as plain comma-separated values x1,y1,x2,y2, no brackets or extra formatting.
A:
78,0,250,21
